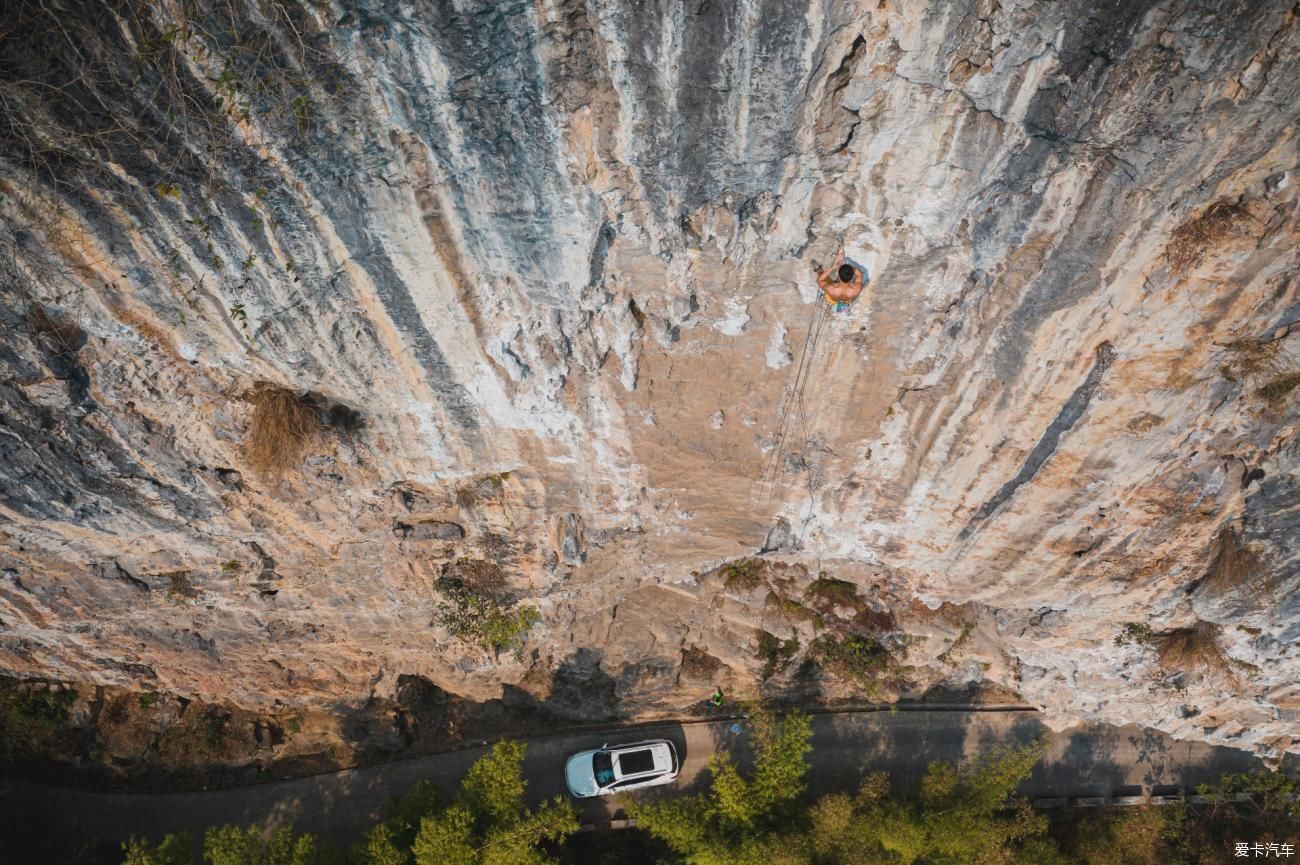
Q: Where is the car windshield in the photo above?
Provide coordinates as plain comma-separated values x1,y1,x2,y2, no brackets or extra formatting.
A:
593,751,615,787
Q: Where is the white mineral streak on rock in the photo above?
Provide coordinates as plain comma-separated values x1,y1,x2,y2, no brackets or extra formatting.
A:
717,296,751,336
765,320,792,369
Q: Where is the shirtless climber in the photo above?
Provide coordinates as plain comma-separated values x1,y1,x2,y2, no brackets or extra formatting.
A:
814,241,866,310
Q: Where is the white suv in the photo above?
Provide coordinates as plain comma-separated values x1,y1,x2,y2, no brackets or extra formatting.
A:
564,739,680,798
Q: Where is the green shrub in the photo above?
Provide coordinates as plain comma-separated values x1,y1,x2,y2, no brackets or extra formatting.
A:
435,583,540,660
1113,623,1154,647
811,634,891,682
411,740,578,865
0,684,76,761
14,686,75,721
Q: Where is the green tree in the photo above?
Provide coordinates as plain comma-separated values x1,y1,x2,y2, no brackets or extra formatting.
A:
629,704,813,865
411,740,579,865
202,825,318,865
1070,807,1172,865
1049,769,1300,865
370,778,441,861
121,833,193,865
817,739,1055,865
358,823,408,865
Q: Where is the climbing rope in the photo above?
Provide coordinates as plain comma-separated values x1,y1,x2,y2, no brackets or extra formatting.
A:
762,234,865,501
762,296,830,499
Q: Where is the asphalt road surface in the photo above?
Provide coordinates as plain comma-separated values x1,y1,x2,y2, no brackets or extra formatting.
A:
0,708,1281,864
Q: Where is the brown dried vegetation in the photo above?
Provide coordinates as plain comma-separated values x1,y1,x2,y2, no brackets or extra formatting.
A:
25,304,86,352
1156,621,1230,676
243,383,319,475
1220,336,1296,384
1257,372,1300,404
440,559,507,598
1217,334,1300,408
1167,200,1252,271
681,646,725,681
1200,526,1264,597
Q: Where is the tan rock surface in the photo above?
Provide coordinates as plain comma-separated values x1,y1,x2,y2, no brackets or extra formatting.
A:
0,0,1297,760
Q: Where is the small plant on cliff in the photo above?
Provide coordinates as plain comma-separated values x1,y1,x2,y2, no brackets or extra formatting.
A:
165,571,200,602
454,472,509,510
243,383,320,476
765,591,825,630
937,622,975,663
1219,335,1297,384
720,558,764,591
1113,623,1154,647
435,582,539,660
805,575,861,609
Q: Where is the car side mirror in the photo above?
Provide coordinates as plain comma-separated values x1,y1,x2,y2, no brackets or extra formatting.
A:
601,742,608,749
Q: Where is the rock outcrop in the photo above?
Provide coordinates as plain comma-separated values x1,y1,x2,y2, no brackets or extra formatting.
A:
1,0,1297,761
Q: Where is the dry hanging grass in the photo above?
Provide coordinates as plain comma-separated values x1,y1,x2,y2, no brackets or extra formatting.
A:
1200,526,1263,596
1155,621,1229,675
1167,200,1252,271
243,383,319,476
1219,336,1298,384
25,304,86,354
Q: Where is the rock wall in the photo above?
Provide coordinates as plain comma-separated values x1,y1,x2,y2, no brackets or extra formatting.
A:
1,0,1297,759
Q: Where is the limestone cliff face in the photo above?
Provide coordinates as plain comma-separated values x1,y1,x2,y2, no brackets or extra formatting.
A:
1,0,1298,760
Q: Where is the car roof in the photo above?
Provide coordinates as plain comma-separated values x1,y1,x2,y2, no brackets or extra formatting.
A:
606,739,672,753
616,747,656,776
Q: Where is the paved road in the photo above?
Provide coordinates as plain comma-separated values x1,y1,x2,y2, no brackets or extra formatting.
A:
0,708,1281,864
